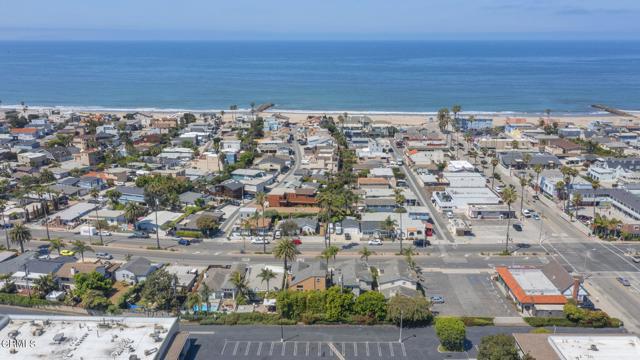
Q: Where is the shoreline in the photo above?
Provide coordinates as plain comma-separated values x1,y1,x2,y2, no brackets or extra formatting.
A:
2,105,639,127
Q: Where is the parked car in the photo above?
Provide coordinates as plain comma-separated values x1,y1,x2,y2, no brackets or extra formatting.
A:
617,277,631,286
513,222,523,231
344,233,351,241
251,237,270,245
632,255,640,263
178,239,191,246
292,238,302,246
96,252,113,260
335,223,343,235
532,213,541,220
60,250,75,256
413,239,430,247
368,239,383,246
99,231,112,236
445,211,454,219
495,185,505,193
430,295,445,304
129,231,150,238
522,209,532,218
274,230,282,239
328,223,334,234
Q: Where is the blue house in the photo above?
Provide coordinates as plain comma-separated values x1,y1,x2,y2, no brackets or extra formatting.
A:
78,176,105,190
262,116,281,132
457,118,493,132
116,186,146,204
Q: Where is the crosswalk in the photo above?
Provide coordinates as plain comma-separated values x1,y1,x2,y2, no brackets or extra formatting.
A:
220,340,408,358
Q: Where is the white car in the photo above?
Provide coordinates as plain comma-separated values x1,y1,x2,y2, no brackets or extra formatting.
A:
445,211,454,219
522,209,532,218
368,239,383,246
98,231,112,236
250,237,270,245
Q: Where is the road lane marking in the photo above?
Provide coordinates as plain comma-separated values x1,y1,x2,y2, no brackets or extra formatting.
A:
257,342,263,356
377,342,382,357
281,341,286,356
328,343,346,360
269,342,275,356
221,340,228,355
366,342,370,357
294,341,298,356
306,341,310,356
244,341,251,356
318,341,322,357
232,341,239,356
389,342,395,357
401,343,407,357
341,342,345,356
354,342,358,356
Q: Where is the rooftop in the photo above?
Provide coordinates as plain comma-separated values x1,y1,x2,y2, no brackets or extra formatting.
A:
0,314,178,360
550,335,640,360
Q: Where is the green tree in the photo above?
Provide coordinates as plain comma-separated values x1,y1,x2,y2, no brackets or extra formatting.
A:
572,193,583,220
255,191,267,252
279,219,299,236
533,164,543,195
106,189,122,208
90,188,104,245
273,238,298,290
0,200,10,250
394,188,406,252
141,269,177,311
477,334,519,360
196,214,218,237
381,216,397,241
10,222,31,253
229,270,249,302
186,292,202,316
324,286,354,322
386,295,433,326
354,291,387,321
71,240,94,262
435,317,466,352
124,202,145,228
32,274,58,299
199,283,212,313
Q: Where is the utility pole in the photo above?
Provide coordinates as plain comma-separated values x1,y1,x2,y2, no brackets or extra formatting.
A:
155,198,161,249
280,323,284,343
398,310,403,343
538,211,544,245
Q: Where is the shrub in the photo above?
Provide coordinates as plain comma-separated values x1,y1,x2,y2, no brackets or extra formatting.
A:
461,317,494,327
524,317,577,327
530,328,551,334
435,317,466,352
198,313,296,326
324,287,354,322
0,293,54,307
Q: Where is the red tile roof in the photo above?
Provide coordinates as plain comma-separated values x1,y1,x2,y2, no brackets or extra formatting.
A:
11,127,37,134
496,267,568,305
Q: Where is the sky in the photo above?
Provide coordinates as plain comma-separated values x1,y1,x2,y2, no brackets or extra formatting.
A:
1,0,639,40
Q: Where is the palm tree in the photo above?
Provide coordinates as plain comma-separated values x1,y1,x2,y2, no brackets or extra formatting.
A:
49,238,65,255
519,176,527,216
255,191,267,253
394,188,406,253
501,188,517,253
32,274,58,298
90,188,104,245
71,240,94,262
273,238,297,290
437,108,451,145
258,268,277,294
381,216,397,242
533,165,543,195
320,245,340,282
186,292,202,317
572,193,583,220
106,189,122,208
451,104,462,122
0,200,10,250
199,283,212,313
491,158,499,189
124,202,144,229
359,246,374,262
591,180,600,225
10,223,31,253
34,186,51,241
555,181,566,203
607,218,622,240
229,270,249,301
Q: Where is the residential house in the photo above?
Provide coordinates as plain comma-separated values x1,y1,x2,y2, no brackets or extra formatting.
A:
73,149,103,166
334,259,374,296
114,257,159,284
164,265,202,292
55,263,108,290
288,260,328,291
499,152,561,170
212,179,244,199
456,117,493,132
10,127,43,141
116,186,146,204
376,259,420,299
544,139,583,157
201,263,248,299
267,187,318,207
17,152,49,167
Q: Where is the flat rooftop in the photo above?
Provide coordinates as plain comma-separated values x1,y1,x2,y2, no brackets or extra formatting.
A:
549,335,640,359
510,268,561,296
0,314,178,359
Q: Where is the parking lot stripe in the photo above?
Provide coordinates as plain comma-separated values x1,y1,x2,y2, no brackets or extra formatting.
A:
366,342,370,357
377,342,382,357
257,342,263,356
244,341,251,356
318,342,322,357
354,342,358,356
269,342,275,356
281,341,287,356
306,341,310,356
341,342,345,356
232,341,239,356
294,341,298,356
401,343,407,357
389,342,395,357
221,340,228,355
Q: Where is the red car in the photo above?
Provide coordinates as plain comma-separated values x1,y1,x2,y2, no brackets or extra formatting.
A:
292,238,302,246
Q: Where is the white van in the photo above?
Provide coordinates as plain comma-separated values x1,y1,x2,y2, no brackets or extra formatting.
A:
80,226,98,236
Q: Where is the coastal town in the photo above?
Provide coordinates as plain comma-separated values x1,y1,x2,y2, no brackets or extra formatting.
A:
1,105,640,359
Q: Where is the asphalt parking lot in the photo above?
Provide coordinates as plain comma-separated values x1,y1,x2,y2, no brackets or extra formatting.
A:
463,218,542,245
422,272,518,317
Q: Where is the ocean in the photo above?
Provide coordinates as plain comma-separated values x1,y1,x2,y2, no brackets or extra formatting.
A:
0,40,639,114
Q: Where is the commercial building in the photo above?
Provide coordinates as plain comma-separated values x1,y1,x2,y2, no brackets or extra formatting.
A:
513,333,640,360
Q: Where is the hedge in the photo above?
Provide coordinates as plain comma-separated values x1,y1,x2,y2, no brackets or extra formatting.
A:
0,293,55,307
524,317,577,327
175,230,202,238
460,316,494,326
197,313,296,325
